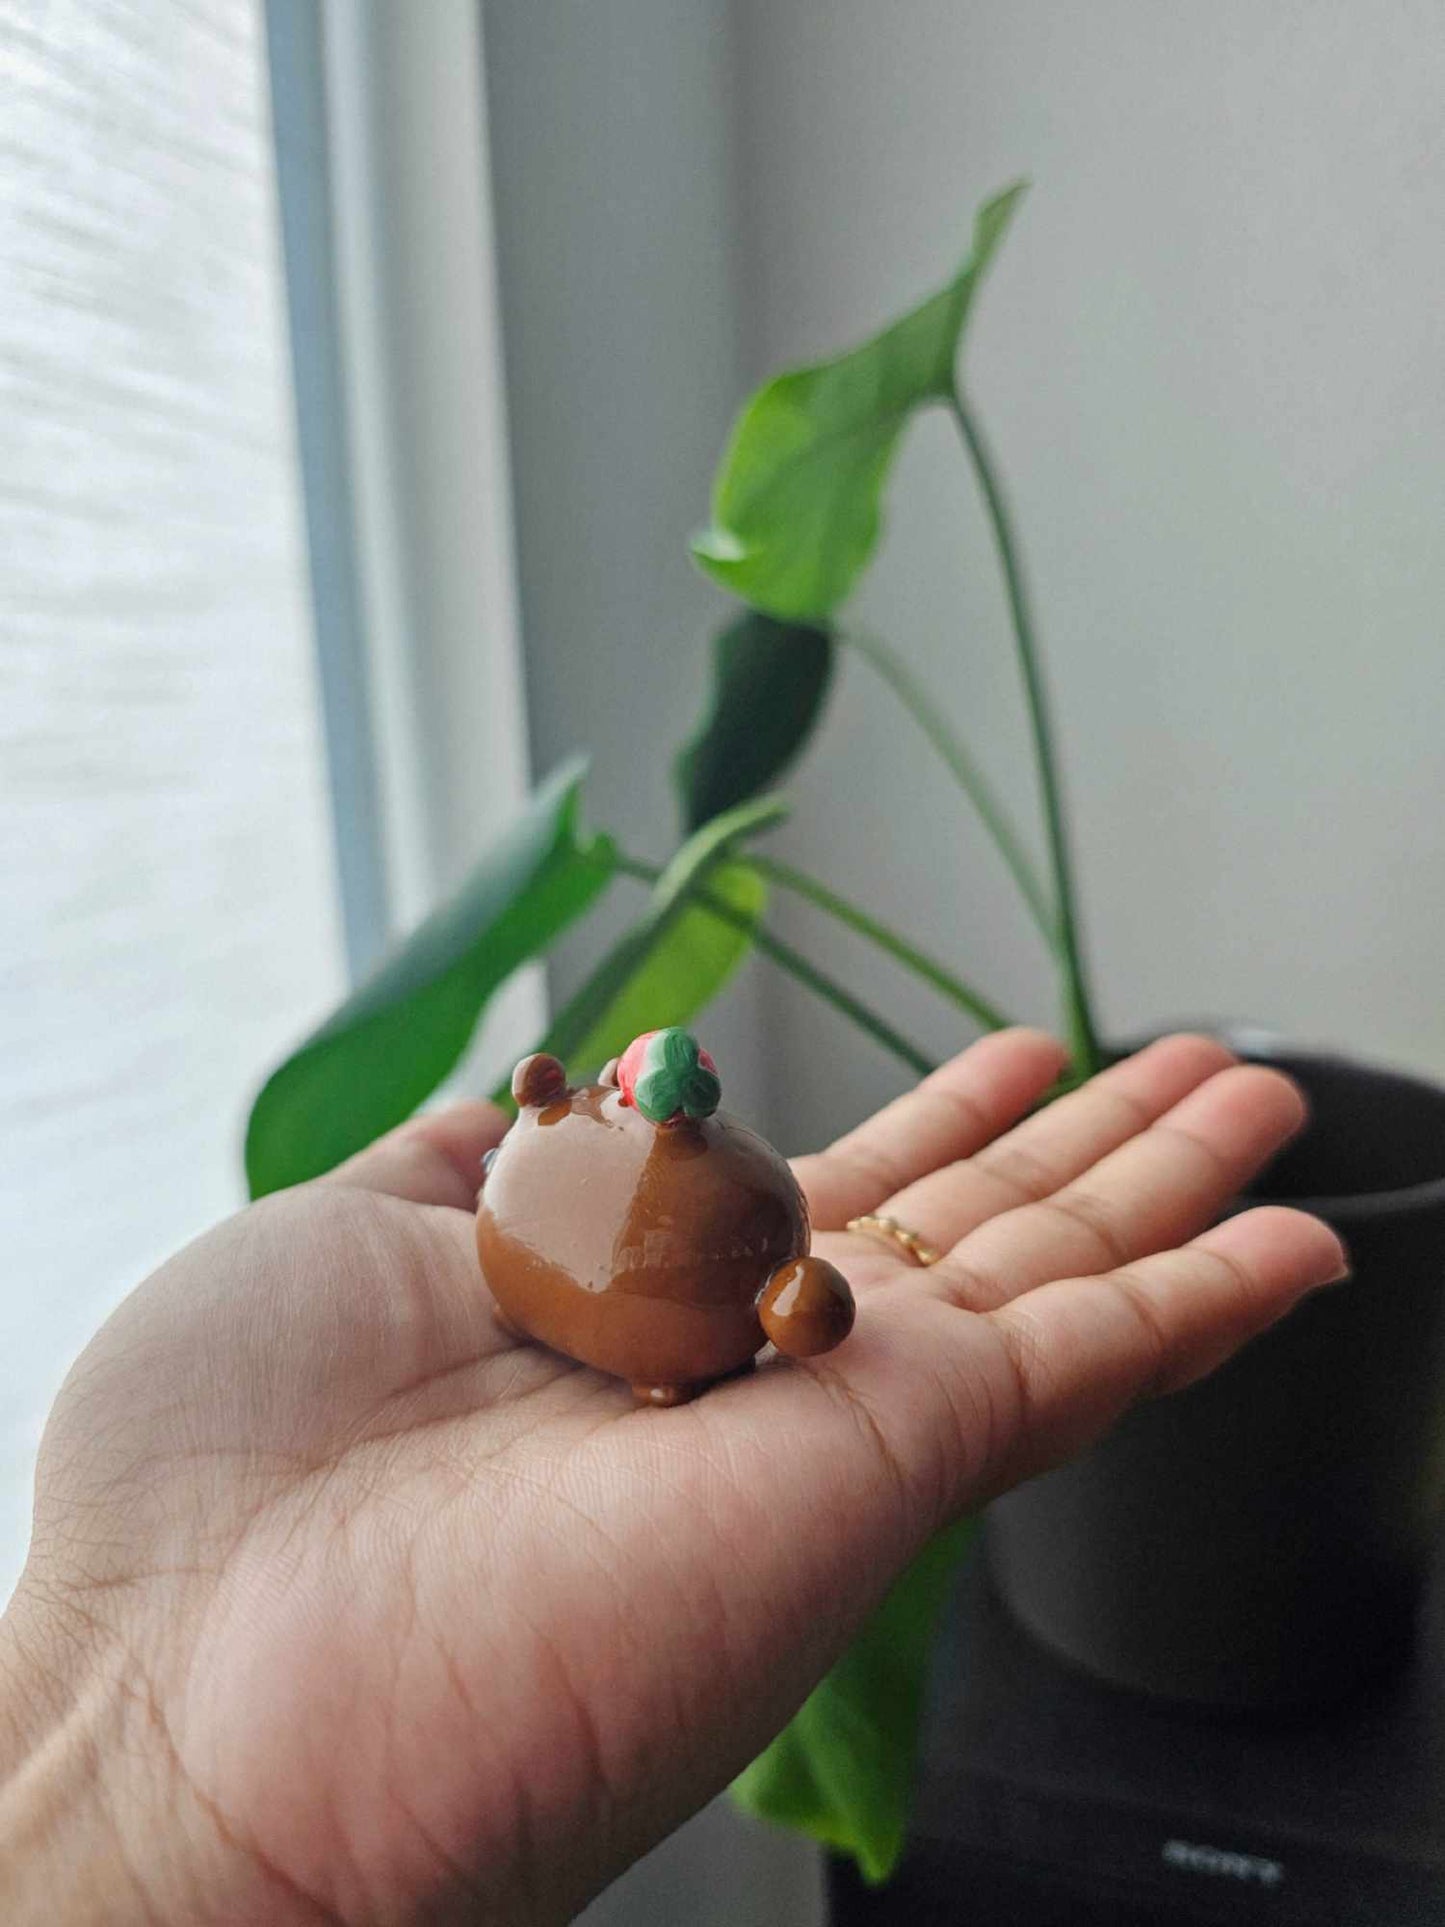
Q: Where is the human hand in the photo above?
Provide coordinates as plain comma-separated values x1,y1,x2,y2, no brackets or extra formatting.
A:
0,1031,1344,1924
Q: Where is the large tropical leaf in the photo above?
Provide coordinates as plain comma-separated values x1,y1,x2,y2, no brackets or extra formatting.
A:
675,612,835,833
732,1520,973,1883
692,184,1025,621
499,795,786,1097
246,759,616,1196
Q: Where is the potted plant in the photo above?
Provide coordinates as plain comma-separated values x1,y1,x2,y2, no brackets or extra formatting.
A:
246,184,1445,1891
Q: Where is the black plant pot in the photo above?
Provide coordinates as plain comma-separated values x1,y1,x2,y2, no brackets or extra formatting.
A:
987,1047,1445,1711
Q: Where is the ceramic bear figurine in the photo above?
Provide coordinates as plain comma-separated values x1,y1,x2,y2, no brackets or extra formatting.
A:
475,1028,855,1405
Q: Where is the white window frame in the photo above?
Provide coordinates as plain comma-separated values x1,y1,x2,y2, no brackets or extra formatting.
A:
266,0,540,1065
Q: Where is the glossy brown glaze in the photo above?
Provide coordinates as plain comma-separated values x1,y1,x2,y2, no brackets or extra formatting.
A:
757,1255,855,1358
511,1051,569,1107
476,1056,854,1402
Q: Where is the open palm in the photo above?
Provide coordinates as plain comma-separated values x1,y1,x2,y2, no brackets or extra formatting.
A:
5,1030,1343,1925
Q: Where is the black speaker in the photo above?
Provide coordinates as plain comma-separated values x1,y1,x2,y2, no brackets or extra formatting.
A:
828,1549,1445,1925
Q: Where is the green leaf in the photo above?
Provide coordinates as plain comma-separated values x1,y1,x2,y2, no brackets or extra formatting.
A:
501,796,785,1097
522,864,765,1093
245,759,616,1196
675,611,835,833
692,183,1026,621
732,1519,973,1884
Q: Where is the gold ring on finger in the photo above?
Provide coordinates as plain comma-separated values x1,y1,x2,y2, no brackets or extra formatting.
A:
845,1213,942,1268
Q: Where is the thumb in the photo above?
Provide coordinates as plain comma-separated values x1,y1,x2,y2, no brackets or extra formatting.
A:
319,1101,509,1209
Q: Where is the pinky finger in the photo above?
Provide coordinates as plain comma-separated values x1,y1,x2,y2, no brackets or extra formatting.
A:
978,1207,1348,1495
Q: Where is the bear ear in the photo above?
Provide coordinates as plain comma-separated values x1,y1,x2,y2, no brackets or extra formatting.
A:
512,1053,568,1108
597,1057,620,1089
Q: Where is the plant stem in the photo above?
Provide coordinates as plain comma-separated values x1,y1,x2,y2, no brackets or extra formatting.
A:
843,625,1056,943
949,391,1100,1073
749,853,1015,1033
747,923,936,1077
614,853,936,1077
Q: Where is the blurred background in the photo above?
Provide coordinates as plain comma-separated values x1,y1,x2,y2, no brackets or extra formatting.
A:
4,1,1444,1917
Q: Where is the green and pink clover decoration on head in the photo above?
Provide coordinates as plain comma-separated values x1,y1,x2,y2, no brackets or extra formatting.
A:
617,1028,721,1125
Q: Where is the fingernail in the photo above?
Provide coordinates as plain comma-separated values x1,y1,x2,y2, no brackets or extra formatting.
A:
1322,1234,1352,1286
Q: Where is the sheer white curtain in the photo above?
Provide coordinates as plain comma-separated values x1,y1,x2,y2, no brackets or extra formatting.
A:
0,0,343,1599
1,0,544,1607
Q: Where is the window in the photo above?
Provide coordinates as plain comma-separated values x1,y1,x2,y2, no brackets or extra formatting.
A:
0,0,344,1596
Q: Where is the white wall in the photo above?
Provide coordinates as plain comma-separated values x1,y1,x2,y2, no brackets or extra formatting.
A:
733,0,1445,1150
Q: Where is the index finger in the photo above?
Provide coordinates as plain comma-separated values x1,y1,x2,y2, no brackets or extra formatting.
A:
792,1029,1068,1231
